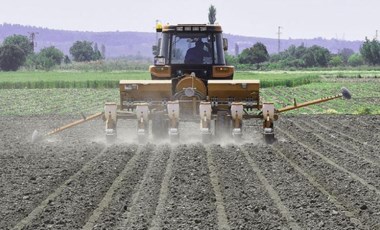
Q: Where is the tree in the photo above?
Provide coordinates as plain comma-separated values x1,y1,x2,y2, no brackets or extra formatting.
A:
225,53,239,66
0,45,26,71
36,55,55,71
64,55,71,64
101,44,106,59
269,44,332,69
69,41,95,62
239,42,269,64
208,5,216,24
93,43,102,60
24,53,37,70
348,53,364,67
309,45,330,67
329,55,343,67
302,49,317,67
338,48,354,64
360,38,380,65
269,44,308,68
3,34,33,56
300,45,330,67
36,46,64,70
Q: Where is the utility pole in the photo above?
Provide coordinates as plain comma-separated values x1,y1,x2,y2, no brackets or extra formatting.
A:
376,30,378,40
277,26,282,53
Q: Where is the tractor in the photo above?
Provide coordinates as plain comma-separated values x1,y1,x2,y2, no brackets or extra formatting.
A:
32,23,350,143
103,23,351,143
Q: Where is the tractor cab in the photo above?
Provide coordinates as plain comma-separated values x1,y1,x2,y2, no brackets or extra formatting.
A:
150,24,233,80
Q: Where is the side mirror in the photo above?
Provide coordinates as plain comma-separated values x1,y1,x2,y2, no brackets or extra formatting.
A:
152,45,158,56
223,38,228,51
152,38,162,56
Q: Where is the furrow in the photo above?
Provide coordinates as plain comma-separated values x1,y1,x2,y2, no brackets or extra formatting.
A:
82,145,146,230
277,127,380,196
241,147,301,230
271,145,368,229
312,116,380,148
116,144,171,229
11,145,109,230
275,127,380,228
357,119,380,132
310,119,378,151
89,144,155,229
149,145,176,230
154,144,218,229
16,144,139,229
210,144,287,229
1,141,102,229
244,143,367,229
289,119,380,167
205,146,230,230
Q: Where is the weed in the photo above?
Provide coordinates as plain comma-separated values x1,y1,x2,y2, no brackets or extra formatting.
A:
323,109,338,114
354,107,372,115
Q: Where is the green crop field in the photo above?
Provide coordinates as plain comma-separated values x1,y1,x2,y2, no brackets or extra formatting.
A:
0,70,323,89
1,70,379,89
0,71,150,89
261,80,380,115
0,70,379,116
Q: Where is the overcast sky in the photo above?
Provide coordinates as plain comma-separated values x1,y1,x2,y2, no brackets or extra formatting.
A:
0,0,378,41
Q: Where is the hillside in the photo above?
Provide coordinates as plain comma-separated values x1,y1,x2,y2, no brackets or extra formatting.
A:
0,23,363,58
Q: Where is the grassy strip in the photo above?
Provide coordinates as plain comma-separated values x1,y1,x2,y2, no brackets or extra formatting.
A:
0,80,119,89
0,71,149,89
0,71,320,89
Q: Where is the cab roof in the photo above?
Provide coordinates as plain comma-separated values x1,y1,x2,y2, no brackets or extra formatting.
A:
162,24,222,33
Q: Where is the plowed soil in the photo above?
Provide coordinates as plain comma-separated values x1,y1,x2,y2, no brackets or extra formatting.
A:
1,115,379,230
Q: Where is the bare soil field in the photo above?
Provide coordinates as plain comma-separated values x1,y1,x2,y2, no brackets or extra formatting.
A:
1,115,379,229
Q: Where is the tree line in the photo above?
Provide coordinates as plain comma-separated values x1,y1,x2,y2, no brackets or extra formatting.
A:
227,38,380,70
0,34,105,71
1,34,380,71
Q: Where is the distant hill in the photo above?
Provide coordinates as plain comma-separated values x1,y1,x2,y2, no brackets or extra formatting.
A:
0,23,363,58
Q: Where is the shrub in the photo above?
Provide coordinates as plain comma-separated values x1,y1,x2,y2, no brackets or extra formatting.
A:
0,45,26,71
